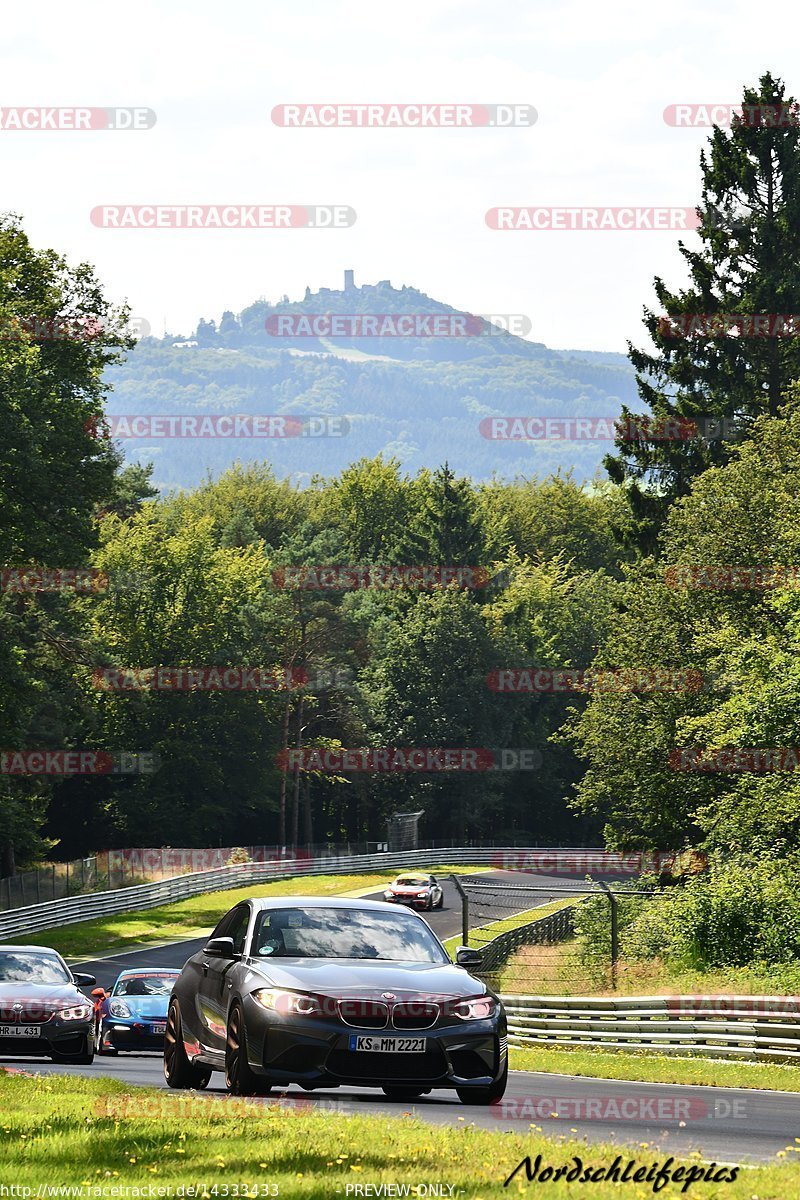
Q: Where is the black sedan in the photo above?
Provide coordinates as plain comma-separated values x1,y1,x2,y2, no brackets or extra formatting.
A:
0,944,96,1064
165,897,507,1104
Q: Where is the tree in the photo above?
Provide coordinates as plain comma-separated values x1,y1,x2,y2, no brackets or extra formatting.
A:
0,214,133,873
607,72,800,551
399,463,506,568
0,214,132,563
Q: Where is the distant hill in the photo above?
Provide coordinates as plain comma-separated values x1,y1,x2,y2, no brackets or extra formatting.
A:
104,273,637,491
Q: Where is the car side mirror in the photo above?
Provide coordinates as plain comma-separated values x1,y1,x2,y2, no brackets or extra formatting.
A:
90,987,107,999
203,936,237,958
455,947,482,968
72,972,97,987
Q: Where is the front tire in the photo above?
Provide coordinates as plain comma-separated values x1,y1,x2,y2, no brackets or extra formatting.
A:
225,1003,271,1096
436,892,444,909
164,1000,212,1090
456,1061,508,1106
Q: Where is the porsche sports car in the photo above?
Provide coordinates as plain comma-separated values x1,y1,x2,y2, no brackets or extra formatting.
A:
382,873,444,910
0,944,96,1063
94,968,181,1054
164,896,506,1104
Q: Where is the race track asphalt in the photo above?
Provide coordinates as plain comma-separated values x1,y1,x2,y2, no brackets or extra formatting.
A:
4,869,798,1164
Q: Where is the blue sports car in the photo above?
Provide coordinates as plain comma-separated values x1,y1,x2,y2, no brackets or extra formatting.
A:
94,968,180,1055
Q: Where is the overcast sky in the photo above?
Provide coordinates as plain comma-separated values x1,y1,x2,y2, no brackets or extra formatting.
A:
3,0,796,351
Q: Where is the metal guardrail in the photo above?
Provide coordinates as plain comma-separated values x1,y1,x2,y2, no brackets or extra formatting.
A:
0,846,574,940
501,994,800,1061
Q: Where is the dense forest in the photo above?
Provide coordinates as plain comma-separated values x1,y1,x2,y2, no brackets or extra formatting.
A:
4,73,800,902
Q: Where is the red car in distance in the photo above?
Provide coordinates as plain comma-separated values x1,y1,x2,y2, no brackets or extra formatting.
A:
382,872,444,911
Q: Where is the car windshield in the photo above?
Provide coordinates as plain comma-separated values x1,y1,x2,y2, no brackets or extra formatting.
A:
395,876,429,886
0,950,70,984
252,907,448,962
113,973,177,997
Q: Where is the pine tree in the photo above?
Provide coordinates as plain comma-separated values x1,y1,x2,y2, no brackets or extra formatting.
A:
400,463,486,566
606,72,800,551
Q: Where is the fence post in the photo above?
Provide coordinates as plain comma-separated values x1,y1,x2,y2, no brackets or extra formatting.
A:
598,882,618,990
450,873,469,947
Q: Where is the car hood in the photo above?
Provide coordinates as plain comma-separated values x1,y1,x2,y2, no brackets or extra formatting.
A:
389,886,427,894
239,958,486,1000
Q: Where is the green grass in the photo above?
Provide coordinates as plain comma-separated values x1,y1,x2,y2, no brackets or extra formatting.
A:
441,898,576,959
12,865,488,959
1,1072,797,1196
510,1043,800,1093
497,938,800,997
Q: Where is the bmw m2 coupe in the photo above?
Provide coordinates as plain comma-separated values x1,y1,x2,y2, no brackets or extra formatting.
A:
164,897,506,1103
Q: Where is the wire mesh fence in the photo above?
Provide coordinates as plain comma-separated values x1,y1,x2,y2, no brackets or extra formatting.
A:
0,841,600,912
454,875,670,994
0,857,101,911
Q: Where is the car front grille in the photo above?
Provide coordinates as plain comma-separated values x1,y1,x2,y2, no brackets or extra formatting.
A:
391,1003,439,1030
0,1007,57,1024
336,1000,389,1030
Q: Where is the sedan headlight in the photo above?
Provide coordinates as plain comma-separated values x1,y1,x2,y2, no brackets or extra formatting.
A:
383,890,393,899
252,988,325,1017
108,999,133,1019
451,995,496,1021
58,1004,93,1022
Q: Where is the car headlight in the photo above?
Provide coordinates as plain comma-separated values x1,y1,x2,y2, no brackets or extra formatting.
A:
252,988,325,1017
108,1000,133,1019
58,1004,93,1022
451,996,496,1021
383,890,393,899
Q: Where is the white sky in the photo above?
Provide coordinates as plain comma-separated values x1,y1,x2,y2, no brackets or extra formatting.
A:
2,0,798,351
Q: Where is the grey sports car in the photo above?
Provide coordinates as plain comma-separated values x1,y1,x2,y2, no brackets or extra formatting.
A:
165,896,507,1104
0,944,96,1063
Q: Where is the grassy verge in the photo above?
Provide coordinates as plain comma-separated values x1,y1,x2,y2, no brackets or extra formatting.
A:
497,936,800,997
12,865,487,959
510,1043,800,1093
441,898,576,959
1,1072,795,1196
